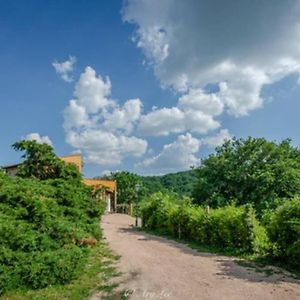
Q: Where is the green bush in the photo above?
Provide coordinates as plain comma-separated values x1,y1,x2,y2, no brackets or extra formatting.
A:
192,137,300,216
266,196,300,268
140,192,267,254
0,171,104,295
140,192,175,233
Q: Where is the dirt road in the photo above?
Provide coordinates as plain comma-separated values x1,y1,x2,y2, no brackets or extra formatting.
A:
101,213,300,300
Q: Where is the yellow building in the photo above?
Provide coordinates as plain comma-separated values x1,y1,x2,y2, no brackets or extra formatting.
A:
83,179,117,212
60,154,83,173
2,154,117,212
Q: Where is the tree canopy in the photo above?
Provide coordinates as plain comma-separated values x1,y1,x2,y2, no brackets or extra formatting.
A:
12,140,81,181
192,137,300,214
110,171,143,204
141,169,198,197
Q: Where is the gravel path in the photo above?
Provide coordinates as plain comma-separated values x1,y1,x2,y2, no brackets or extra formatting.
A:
101,213,300,300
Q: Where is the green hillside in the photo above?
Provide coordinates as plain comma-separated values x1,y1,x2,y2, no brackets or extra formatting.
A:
141,169,198,197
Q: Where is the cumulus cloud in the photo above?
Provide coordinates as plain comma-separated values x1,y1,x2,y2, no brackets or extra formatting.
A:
24,133,53,146
123,0,300,116
74,66,113,113
138,91,220,136
178,88,224,116
202,129,232,148
52,56,76,82
139,107,185,136
103,98,142,134
136,133,200,174
135,26,169,64
63,66,147,166
62,0,300,173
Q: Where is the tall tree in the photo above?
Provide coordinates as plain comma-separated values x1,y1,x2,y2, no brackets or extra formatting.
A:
12,140,81,181
111,171,144,204
192,137,300,214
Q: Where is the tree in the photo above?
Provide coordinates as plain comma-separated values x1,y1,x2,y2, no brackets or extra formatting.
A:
111,171,144,204
141,169,198,197
12,140,81,181
192,137,300,214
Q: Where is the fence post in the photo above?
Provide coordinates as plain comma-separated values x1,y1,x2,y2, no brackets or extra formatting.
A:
178,223,181,239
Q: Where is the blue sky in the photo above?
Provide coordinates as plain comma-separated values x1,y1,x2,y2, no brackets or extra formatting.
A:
1,0,300,177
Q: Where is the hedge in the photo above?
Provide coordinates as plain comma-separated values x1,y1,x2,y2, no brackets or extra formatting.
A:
140,192,269,254
266,196,300,268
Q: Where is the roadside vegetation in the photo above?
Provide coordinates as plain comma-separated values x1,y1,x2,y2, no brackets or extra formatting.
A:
112,137,300,273
0,141,119,299
140,192,300,272
104,169,198,201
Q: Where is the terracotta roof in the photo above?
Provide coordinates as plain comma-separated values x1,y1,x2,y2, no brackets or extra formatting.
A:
2,163,20,169
83,178,117,192
2,154,83,172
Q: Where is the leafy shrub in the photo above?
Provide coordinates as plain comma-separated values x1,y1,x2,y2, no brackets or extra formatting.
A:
140,192,267,254
0,170,104,295
266,196,300,268
140,192,176,233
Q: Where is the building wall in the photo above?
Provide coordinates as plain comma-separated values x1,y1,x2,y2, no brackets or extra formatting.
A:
83,178,117,212
82,178,116,191
60,154,82,173
4,166,18,177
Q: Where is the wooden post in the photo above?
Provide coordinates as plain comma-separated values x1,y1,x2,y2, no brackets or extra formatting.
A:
178,224,181,239
130,203,133,217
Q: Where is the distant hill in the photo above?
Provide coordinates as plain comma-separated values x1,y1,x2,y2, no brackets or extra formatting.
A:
140,169,198,197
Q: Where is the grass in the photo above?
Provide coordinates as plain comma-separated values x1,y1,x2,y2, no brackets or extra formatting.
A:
138,227,300,279
1,242,127,300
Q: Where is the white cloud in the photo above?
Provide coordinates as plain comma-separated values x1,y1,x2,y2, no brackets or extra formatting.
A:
101,170,113,177
57,1,300,174
123,0,300,116
63,99,91,130
24,133,53,146
63,67,147,166
138,95,220,136
66,129,147,166
178,88,224,116
136,133,200,174
103,98,142,134
139,107,185,136
184,110,220,134
52,56,76,82
202,129,232,148
74,66,113,113
135,26,169,64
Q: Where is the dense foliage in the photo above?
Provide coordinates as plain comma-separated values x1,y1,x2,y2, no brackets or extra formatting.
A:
13,140,81,181
140,192,300,269
104,169,198,204
140,192,268,254
192,137,300,215
266,196,300,268
0,141,104,295
141,169,198,197
110,171,144,204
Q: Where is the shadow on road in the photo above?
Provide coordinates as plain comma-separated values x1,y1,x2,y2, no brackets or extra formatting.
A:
116,224,300,285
